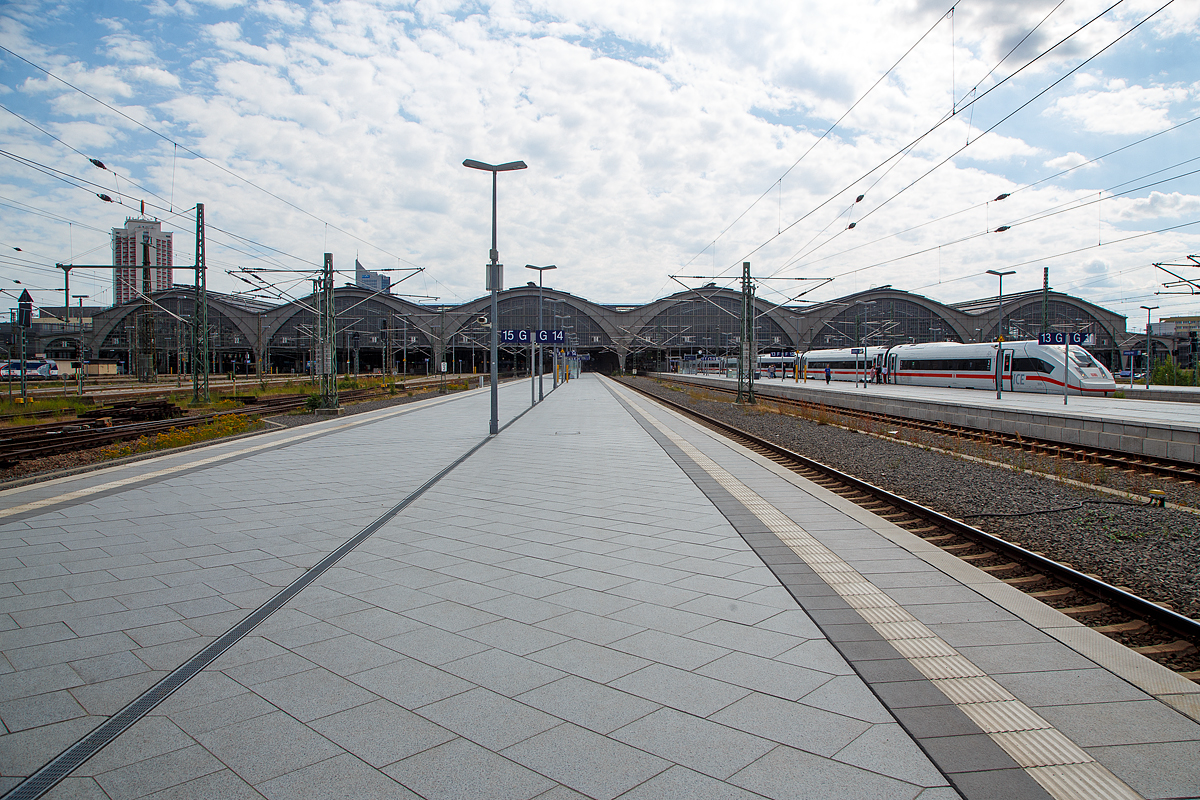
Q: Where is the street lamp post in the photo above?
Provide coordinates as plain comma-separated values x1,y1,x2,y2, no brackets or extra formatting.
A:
72,294,88,395
464,158,528,435
986,270,1016,342
854,300,875,387
525,264,556,402
1141,305,1158,389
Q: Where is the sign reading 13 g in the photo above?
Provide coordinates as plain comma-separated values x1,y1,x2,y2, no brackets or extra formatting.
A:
1038,332,1084,345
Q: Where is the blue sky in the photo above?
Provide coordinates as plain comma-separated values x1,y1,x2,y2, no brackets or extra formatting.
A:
1,0,1197,328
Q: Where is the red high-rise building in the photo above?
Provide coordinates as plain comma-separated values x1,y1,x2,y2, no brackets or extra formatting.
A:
112,218,172,305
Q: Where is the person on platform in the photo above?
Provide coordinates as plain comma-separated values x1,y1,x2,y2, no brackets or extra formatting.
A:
882,362,889,384
825,365,831,384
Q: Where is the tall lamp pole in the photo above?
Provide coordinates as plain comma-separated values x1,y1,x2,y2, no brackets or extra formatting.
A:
72,294,89,395
1141,305,1158,389
986,269,1016,342
464,158,528,435
526,264,556,402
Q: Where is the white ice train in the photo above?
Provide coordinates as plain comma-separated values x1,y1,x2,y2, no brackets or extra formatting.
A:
797,340,1117,396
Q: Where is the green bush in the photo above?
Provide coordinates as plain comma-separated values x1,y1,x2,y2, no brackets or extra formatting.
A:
1150,359,1198,387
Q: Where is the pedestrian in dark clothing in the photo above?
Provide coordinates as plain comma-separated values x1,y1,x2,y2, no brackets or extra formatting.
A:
824,365,831,384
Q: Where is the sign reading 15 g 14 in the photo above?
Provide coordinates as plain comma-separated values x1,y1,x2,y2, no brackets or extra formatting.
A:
501,330,567,344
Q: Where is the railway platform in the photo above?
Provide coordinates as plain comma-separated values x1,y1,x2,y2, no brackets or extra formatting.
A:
660,372,1200,465
1,375,1198,800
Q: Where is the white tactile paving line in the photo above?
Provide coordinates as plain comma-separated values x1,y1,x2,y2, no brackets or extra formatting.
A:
611,383,1144,800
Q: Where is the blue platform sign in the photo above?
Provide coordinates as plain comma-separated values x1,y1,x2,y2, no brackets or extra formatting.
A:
500,329,531,343
1039,332,1084,345
535,330,566,344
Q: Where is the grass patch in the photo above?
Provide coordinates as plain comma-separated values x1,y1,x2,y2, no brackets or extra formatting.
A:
99,414,262,460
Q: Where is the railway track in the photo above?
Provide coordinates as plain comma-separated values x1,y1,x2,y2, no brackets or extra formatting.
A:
618,377,1200,683
655,375,1200,485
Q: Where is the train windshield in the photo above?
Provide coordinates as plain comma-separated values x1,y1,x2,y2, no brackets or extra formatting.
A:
1068,349,1097,369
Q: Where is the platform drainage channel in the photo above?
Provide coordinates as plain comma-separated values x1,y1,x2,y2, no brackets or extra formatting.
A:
3,434,497,800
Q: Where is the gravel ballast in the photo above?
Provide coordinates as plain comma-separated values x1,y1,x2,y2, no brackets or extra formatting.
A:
628,377,1200,621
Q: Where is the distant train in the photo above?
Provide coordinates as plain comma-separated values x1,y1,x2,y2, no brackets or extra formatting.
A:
0,359,60,379
796,341,1117,396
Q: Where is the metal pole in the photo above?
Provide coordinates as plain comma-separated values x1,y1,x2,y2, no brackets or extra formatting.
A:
489,170,500,435
1064,335,1070,406
538,275,544,400
1142,305,1158,389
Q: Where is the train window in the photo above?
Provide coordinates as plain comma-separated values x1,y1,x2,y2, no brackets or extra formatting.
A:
1068,350,1097,368
899,358,991,371
1012,357,1054,373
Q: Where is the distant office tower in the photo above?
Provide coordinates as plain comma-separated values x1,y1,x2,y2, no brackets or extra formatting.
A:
356,259,391,294
113,218,173,305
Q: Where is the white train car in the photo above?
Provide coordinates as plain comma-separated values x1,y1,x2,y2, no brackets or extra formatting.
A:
799,347,890,382
800,341,1116,395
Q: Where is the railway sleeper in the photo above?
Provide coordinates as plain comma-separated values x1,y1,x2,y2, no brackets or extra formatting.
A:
1059,603,1109,617
1092,619,1150,635
978,562,1021,574
1003,574,1048,587
1028,585,1074,598
1132,640,1198,657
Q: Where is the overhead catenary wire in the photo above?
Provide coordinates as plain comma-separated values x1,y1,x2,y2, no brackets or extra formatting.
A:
715,0,1145,283
0,44,426,272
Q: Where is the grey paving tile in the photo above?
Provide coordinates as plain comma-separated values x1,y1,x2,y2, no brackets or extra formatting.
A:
516,676,658,735
990,667,1151,708
775,639,857,675
1035,700,1200,747
675,595,779,626
441,649,564,697
417,687,560,749
385,737,555,800
607,580,703,608
502,722,669,800
610,664,749,717
257,753,419,799
956,641,1097,674
608,629,728,670
380,625,492,665
728,744,926,800
542,587,638,616
165,691,279,737
0,689,86,732
222,651,313,688
194,711,343,784
711,691,873,757
403,600,501,633
36,776,109,799
686,619,802,658
311,698,455,768
0,715,103,777
78,715,195,776
834,723,947,786
537,611,643,646
69,669,165,715
0,663,83,702
612,707,775,780
612,765,763,800
7,631,137,671
475,593,569,625
605,602,712,635
528,640,651,683
295,633,405,676
328,607,424,640
461,618,569,656
351,658,473,709
139,768,261,800
1087,741,1200,800
695,650,833,702
95,744,224,799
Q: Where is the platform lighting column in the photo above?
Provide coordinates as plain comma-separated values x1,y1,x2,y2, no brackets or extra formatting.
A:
73,294,88,395
1141,305,1158,389
853,300,875,387
464,158,528,435
526,265,556,401
986,269,1015,343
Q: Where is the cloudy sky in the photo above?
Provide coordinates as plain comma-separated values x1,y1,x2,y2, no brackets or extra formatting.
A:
1,0,1198,328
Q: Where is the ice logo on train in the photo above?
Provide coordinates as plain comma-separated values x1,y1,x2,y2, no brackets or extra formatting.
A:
797,341,1117,396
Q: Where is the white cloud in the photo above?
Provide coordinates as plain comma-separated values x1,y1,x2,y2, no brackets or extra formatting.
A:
1048,78,1192,135
1044,151,1091,171
1110,191,1200,222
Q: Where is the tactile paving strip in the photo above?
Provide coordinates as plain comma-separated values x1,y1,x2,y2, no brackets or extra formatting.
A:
614,385,1144,800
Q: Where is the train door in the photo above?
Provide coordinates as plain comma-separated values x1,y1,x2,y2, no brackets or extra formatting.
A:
1002,351,1013,392
888,353,897,384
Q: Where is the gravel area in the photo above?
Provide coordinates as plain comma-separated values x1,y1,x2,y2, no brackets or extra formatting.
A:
629,377,1200,621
